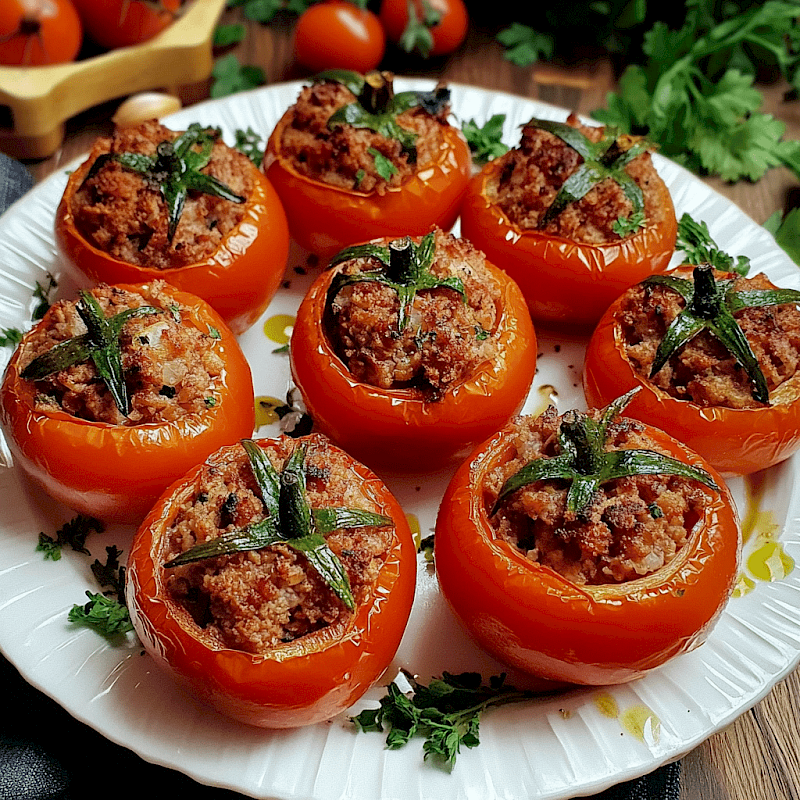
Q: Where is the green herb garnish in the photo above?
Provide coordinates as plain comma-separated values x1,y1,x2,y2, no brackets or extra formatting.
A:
461,114,509,165
86,123,245,241
612,210,646,237
676,213,751,276
164,440,394,610
32,273,57,320
396,0,442,58
643,264,800,404
493,389,719,520
368,147,398,181
68,591,134,637
329,232,466,333
211,53,266,98
20,291,160,416
36,514,105,561
0,327,23,348
352,670,538,768
234,126,265,168
496,23,554,68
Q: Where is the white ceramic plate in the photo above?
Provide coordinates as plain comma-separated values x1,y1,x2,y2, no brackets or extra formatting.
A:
1,80,799,800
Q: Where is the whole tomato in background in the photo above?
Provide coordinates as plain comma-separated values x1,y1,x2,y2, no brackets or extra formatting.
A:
293,1,385,73
70,0,179,50
379,0,468,57
0,0,83,66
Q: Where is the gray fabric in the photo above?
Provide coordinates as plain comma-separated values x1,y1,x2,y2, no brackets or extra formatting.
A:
0,153,34,213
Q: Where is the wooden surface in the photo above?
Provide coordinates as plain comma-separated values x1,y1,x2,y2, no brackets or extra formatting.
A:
16,9,800,800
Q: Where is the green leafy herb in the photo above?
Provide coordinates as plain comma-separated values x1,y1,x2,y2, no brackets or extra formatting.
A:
234,126,265,167
396,0,442,58
0,327,23,347
493,389,720,519
328,232,466,332
643,264,800,404
32,274,57,320
211,53,266,98
91,545,127,600
227,0,314,23
368,147,398,181
765,207,800,267
213,22,246,46
68,592,134,637
612,210,646,237
164,440,394,610
21,291,160,416
36,514,105,561
676,214,750,275
461,115,509,165
496,23,554,67
87,123,246,242
352,670,538,768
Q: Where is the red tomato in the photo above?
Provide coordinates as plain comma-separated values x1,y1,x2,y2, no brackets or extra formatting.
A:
70,0,179,50
293,2,385,74
54,135,290,336
264,102,471,262
459,154,678,331
379,0,468,57
0,283,255,525
126,434,416,728
583,265,800,477
289,243,538,473
434,415,740,686
0,0,82,66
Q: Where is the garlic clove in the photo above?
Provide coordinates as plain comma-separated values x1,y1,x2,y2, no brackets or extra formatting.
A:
112,93,182,127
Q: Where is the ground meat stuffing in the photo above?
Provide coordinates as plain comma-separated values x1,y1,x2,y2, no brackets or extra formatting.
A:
164,437,393,653
487,114,668,245
486,407,709,585
619,270,800,409
326,228,501,399
70,119,254,269
20,282,223,425
278,80,449,194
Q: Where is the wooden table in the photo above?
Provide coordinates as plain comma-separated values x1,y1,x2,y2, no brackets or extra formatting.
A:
16,10,800,800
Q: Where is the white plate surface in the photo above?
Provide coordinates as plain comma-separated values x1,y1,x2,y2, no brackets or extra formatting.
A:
1,80,799,800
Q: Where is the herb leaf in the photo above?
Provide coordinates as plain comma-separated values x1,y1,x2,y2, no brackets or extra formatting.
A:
496,23,554,67
36,514,105,560
234,126,265,167
461,114,509,165
68,592,134,637
0,327,23,347
676,213,750,275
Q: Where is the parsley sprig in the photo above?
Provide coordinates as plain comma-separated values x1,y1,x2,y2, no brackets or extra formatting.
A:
353,670,538,769
676,213,751,276
396,0,442,58
493,390,719,519
328,232,466,332
461,114,509,165
164,440,393,610
36,514,105,561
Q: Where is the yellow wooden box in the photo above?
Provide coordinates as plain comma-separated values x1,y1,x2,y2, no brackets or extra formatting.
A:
0,0,227,160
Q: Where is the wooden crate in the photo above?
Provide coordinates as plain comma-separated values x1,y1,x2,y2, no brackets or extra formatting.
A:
0,0,227,160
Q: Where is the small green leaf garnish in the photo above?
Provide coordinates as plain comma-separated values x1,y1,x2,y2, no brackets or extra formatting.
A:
164,440,394,611
461,114,509,165
329,232,466,333
21,291,161,416
493,389,719,520
0,327,23,347
211,53,266,98
643,263,800,404
91,545,127,601
676,213,751,276
612,210,646,238
86,123,246,242
496,23,554,68
32,273,58,320
368,147,398,181
352,670,538,768
68,592,134,637
396,0,441,58
213,22,246,47
36,514,105,561
234,126,265,168
529,117,650,229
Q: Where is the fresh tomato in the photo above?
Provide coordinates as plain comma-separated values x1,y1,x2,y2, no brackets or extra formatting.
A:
289,243,537,473
434,414,740,686
583,265,800,477
126,434,416,728
0,282,255,525
379,0,468,57
0,0,82,66
263,88,471,262
293,1,385,74
54,136,290,336
459,151,678,331
70,0,179,50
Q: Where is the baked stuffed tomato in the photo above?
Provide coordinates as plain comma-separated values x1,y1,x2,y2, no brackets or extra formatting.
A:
0,281,254,525
55,120,290,335
584,263,800,476
263,70,471,261
126,434,416,728
434,390,740,686
289,228,537,472
459,114,677,330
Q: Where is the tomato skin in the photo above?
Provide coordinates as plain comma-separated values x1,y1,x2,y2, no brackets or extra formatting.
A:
70,0,178,50
434,419,740,686
293,2,385,74
379,0,468,57
583,266,800,477
264,111,471,262
0,0,82,66
126,434,416,728
289,248,537,473
54,141,290,336
459,157,678,330
0,283,255,525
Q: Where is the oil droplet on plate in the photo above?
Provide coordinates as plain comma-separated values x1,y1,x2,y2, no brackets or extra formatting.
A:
406,513,421,549
593,692,619,719
530,385,558,418
748,541,795,582
621,705,661,746
263,314,295,345
733,572,756,598
255,395,284,429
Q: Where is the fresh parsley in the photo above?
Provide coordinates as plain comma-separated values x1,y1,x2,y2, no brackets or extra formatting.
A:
612,210,646,237
32,273,57,320
765,207,800,267
496,23,554,68
213,22,246,47
368,147,398,181
68,592,134,637
36,514,105,561
234,126,265,167
461,115,509,165
0,327,23,347
676,213,751,276
211,53,266,99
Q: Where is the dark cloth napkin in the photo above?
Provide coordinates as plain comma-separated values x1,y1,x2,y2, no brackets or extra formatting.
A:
0,151,680,800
